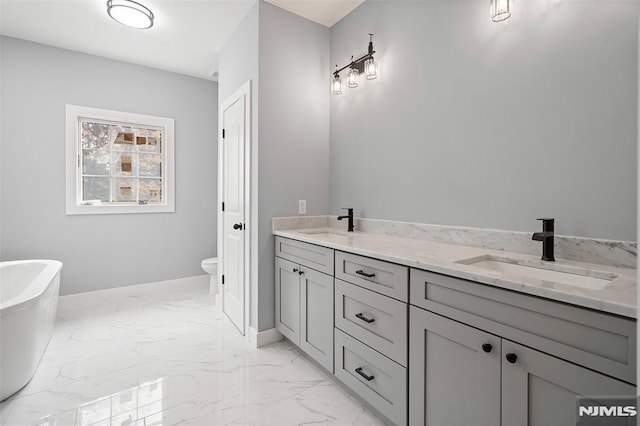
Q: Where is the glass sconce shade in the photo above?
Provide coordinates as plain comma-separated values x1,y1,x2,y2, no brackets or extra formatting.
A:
364,58,378,80
332,74,343,95
347,67,359,88
490,0,511,22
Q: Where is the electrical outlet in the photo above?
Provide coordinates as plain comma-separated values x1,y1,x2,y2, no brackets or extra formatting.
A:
299,200,307,215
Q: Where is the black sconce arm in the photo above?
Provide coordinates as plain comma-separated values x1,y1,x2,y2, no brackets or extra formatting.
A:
333,34,376,76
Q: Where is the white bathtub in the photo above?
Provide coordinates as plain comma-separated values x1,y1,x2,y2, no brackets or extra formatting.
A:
0,260,62,401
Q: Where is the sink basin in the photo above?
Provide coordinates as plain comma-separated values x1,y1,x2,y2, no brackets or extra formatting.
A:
299,229,355,242
456,255,618,290
301,230,350,237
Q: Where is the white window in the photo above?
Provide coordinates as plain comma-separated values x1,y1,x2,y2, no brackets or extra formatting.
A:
65,105,175,215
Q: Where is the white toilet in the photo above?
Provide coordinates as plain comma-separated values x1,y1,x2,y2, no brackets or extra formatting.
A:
201,257,218,297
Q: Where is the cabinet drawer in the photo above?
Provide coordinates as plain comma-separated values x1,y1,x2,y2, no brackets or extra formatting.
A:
275,236,334,275
335,279,407,366
335,251,408,302
334,328,407,426
410,269,636,384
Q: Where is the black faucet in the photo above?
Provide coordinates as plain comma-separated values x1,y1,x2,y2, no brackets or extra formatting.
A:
337,208,354,232
532,218,555,261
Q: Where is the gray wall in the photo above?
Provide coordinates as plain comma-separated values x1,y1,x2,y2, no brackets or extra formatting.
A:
218,2,330,331
257,2,330,330
218,3,261,330
0,36,218,295
330,1,638,241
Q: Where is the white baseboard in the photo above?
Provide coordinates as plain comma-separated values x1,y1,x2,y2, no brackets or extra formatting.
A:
248,327,283,348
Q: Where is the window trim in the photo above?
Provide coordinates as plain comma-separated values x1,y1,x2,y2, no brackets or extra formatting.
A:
65,104,175,215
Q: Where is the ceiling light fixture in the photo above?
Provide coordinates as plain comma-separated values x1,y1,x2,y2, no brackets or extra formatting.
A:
107,0,154,29
490,0,512,22
332,34,377,95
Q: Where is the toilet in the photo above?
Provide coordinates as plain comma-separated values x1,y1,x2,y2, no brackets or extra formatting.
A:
201,257,218,297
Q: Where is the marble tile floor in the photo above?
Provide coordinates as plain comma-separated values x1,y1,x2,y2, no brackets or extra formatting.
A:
0,278,383,426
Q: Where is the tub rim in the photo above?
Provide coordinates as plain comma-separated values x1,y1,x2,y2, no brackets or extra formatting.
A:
0,259,63,314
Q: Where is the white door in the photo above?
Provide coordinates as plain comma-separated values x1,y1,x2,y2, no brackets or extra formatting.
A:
219,82,250,335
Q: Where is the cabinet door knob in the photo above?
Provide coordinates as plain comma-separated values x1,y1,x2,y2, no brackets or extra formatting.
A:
482,343,492,353
505,353,518,364
298,269,304,276
293,268,298,273
355,367,375,381
233,223,243,230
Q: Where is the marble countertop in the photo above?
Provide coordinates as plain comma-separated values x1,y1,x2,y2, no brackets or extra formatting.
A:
273,227,637,319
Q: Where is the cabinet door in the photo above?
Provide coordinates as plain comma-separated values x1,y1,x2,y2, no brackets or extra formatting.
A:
409,307,501,426
502,340,636,426
275,257,300,345
300,267,334,372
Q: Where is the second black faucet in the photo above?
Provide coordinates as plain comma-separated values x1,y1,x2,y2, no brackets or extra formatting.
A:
337,208,354,232
532,218,555,261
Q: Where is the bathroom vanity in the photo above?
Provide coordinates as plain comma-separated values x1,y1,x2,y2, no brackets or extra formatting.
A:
273,217,636,426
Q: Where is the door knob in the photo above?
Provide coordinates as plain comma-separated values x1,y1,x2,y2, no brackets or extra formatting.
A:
482,343,492,353
505,353,518,364
233,223,243,230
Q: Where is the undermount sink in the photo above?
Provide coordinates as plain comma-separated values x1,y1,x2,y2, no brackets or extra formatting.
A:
301,230,348,236
455,255,618,290
300,229,355,241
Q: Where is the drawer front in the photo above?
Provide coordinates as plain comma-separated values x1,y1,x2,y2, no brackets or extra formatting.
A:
334,329,407,426
335,251,408,302
410,269,636,384
275,236,334,275
335,279,408,366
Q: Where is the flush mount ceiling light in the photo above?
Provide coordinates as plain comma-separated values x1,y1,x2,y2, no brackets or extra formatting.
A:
490,0,512,22
107,0,154,29
332,34,377,95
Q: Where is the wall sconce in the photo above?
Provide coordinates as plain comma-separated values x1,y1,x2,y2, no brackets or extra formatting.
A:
347,60,360,88
490,0,512,22
332,34,378,95
332,66,343,95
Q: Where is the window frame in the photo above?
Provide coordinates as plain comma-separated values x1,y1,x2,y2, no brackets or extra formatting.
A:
65,104,175,215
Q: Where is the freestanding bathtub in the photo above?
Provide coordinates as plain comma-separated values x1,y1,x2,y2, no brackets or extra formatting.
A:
0,260,62,401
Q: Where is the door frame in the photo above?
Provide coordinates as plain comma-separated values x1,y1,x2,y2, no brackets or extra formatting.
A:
217,80,251,337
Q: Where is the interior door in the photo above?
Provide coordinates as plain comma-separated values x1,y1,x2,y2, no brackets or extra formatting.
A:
221,92,246,334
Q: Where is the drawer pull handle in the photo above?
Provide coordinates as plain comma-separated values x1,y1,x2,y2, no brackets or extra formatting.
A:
355,313,375,323
505,353,518,364
355,367,375,381
355,270,376,278
482,343,492,353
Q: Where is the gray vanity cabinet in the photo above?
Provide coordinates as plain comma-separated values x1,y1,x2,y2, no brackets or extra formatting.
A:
275,257,301,345
275,238,334,372
409,307,501,426
409,268,636,426
502,341,635,426
299,266,334,372
410,307,635,426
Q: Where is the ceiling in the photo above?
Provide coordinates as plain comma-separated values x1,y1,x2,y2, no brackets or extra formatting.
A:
0,0,364,81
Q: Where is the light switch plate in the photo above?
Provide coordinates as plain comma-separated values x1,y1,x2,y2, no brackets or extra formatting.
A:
299,200,307,215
